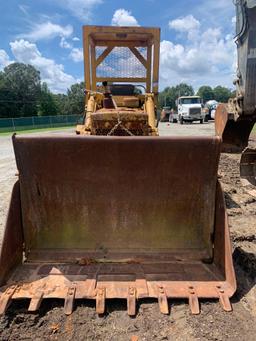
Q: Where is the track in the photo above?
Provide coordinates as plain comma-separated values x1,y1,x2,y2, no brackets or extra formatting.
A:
0,123,255,341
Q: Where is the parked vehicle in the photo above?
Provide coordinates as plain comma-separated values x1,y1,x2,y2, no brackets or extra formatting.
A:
211,108,216,120
160,106,171,122
205,100,218,120
168,109,178,123
177,96,205,124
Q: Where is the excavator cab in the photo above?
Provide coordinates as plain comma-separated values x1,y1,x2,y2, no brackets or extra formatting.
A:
0,26,236,316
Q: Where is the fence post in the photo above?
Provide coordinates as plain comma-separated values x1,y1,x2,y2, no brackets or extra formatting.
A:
12,118,15,132
32,116,35,129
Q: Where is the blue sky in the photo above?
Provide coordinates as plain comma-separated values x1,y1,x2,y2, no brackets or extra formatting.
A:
0,0,236,93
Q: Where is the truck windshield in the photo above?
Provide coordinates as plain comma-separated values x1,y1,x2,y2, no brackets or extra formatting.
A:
181,98,201,104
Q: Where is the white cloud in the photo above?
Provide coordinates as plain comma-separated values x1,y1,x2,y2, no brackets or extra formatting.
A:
0,50,12,70
57,0,102,21
10,40,77,93
169,15,200,33
160,17,236,89
72,37,80,42
169,15,201,41
20,21,73,41
19,4,29,16
196,0,235,28
69,48,83,62
60,37,72,49
111,9,139,26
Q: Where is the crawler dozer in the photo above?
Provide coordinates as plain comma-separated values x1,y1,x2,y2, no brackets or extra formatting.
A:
76,26,159,136
215,0,256,187
0,26,236,316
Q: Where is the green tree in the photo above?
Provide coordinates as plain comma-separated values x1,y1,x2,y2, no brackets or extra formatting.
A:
158,83,194,109
3,63,41,117
175,83,194,97
65,82,85,115
197,86,214,102
158,87,173,108
38,82,58,116
0,71,17,118
213,86,232,103
0,72,4,87
53,93,68,115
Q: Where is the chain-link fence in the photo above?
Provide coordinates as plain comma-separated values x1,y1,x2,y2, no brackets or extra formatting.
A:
0,115,82,133
96,46,147,78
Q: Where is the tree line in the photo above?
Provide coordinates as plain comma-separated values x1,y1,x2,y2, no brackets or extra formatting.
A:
158,83,235,110
0,63,85,118
0,62,235,119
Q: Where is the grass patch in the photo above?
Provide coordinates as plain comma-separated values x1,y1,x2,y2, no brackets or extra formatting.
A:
0,125,75,136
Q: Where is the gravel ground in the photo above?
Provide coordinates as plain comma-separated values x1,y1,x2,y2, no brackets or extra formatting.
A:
0,122,255,340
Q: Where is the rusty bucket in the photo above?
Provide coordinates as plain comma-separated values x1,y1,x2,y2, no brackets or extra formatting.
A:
0,135,236,316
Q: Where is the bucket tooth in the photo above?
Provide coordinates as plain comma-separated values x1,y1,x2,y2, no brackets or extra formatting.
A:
0,285,17,315
131,336,139,341
96,287,105,314
28,291,44,312
127,287,136,316
217,288,232,312
64,285,76,315
188,287,200,315
158,286,169,315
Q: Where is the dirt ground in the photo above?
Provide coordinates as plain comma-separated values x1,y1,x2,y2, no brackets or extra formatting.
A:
0,122,255,341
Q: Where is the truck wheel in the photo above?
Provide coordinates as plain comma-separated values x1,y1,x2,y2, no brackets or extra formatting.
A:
180,117,184,125
200,119,203,124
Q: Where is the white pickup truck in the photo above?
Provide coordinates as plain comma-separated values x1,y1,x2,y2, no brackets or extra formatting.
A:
177,96,205,124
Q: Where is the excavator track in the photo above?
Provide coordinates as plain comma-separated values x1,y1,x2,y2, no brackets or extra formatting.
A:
240,147,256,187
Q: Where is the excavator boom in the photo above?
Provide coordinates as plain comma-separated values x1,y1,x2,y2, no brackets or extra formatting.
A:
215,0,256,186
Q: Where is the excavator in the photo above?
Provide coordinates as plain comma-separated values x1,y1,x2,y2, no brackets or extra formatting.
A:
215,0,256,189
0,27,236,315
